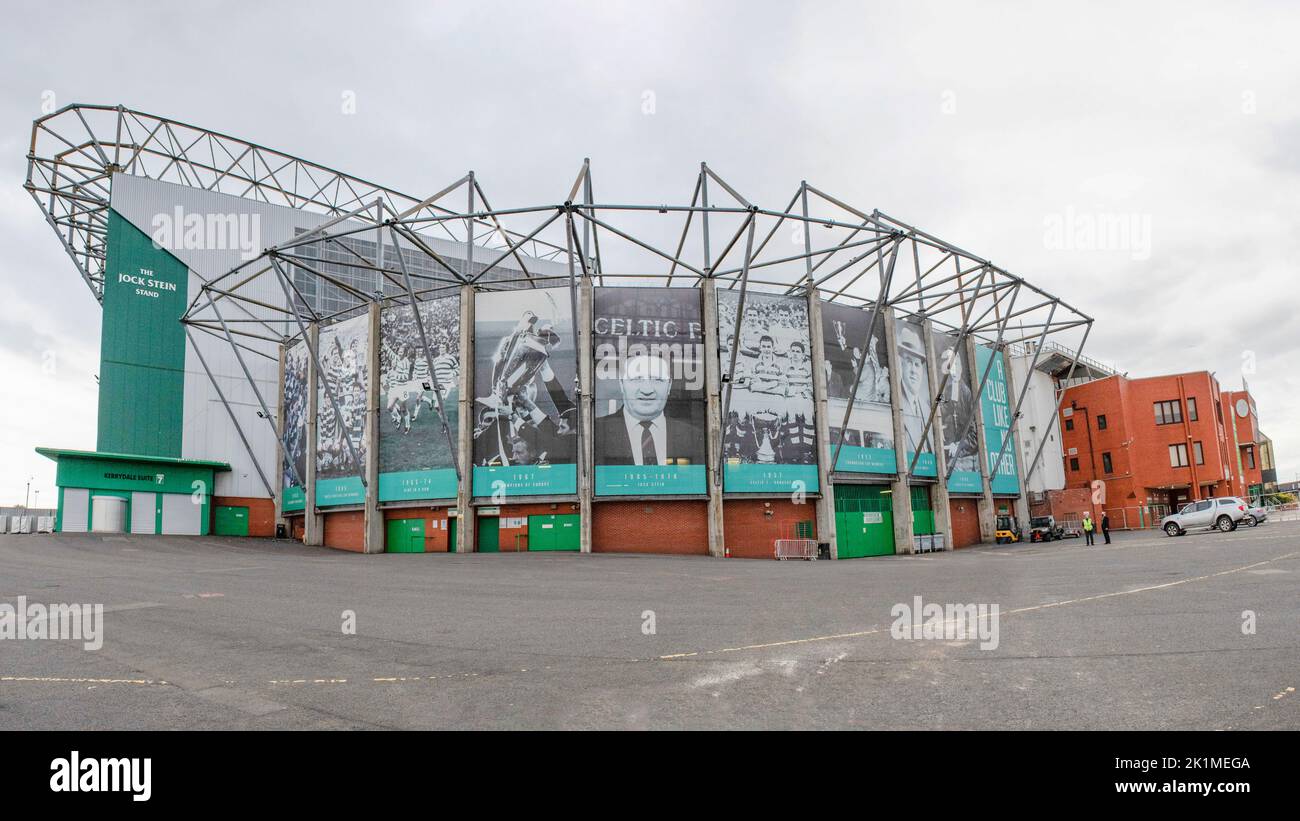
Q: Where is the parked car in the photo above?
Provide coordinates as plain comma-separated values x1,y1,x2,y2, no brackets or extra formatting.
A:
1160,497,1250,537
1028,515,1064,542
1243,501,1268,527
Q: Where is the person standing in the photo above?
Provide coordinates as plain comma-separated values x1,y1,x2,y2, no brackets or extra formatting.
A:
1101,513,1111,545
1082,513,1095,546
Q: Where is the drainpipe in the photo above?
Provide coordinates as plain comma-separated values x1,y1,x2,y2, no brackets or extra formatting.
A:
1177,377,1200,499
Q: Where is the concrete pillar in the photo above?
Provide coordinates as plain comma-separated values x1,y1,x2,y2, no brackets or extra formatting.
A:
362,301,383,553
807,289,836,558
701,278,726,557
304,323,324,546
968,335,997,542
455,284,476,553
274,342,286,531
1001,346,1029,522
883,308,914,554
921,317,953,550
578,276,594,552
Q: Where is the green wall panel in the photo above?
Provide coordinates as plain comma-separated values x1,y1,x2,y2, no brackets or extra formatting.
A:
98,210,190,457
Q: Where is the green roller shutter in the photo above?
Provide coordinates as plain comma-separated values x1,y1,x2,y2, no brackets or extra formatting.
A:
214,505,249,536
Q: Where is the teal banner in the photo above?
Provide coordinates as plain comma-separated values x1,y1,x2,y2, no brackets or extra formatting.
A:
378,469,459,502
723,463,819,493
832,444,896,474
976,345,1020,496
283,485,305,512
595,465,706,495
473,464,577,498
907,451,938,478
316,476,364,507
946,469,982,494
941,467,977,493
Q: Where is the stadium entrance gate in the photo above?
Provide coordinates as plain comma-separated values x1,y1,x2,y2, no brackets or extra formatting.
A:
833,484,894,558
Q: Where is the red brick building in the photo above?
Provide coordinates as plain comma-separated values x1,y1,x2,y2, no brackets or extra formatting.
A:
1220,389,1267,497
1058,372,1266,525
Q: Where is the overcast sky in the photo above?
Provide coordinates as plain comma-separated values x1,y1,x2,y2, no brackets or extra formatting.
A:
2,0,1297,507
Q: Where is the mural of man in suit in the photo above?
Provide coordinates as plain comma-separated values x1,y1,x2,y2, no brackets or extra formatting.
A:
595,353,700,465
897,321,935,456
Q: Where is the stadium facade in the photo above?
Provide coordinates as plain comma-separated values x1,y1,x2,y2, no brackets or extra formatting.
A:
27,104,1101,557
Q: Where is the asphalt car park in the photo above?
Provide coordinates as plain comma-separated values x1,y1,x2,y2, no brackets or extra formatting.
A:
1,522,1296,730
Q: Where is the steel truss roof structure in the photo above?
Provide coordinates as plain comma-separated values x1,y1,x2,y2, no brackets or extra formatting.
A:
26,104,569,302
27,104,1095,500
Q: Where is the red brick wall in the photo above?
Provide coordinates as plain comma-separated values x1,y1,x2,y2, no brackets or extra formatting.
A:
491,502,582,552
722,499,817,559
213,495,275,537
322,509,365,552
285,514,305,541
593,501,708,555
949,498,981,548
383,507,452,552
1042,487,1094,524
1062,372,1233,506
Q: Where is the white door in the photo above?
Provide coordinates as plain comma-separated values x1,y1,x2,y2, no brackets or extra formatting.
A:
61,488,90,532
130,492,157,534
160,493,202,535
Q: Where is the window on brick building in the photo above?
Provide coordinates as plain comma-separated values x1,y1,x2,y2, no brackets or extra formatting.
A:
1193,441,1204,465
1097,414,1107,430
1154,400,1182,425
1065,418,1074,431
1102,452,1113,473
1169,443,1189,467
1070,457,1080,471
1187,397,1197,421
1245,446,1256,470
1215,400,1223,425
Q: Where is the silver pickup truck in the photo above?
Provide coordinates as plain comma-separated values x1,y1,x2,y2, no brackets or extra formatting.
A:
1160,497,1249,536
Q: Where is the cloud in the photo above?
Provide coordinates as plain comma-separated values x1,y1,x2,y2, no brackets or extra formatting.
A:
1,0,1297,493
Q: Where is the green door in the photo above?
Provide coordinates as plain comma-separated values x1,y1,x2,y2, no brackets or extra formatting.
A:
910,486,935,535
833,485,895,558
477,517,499,552
448,517,457,553
213,505,250,536
386,518,425,553
528,514,580,551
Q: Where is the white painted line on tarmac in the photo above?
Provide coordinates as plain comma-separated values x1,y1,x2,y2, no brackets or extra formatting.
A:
658,550,1300,659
